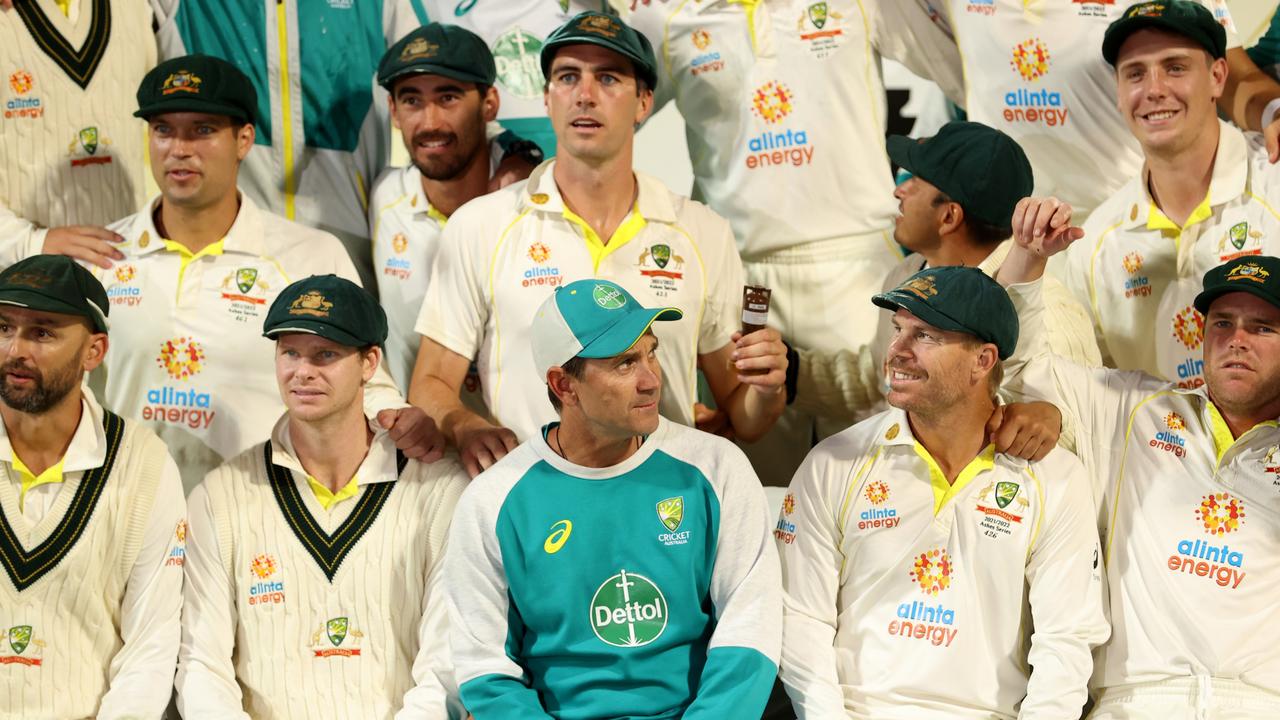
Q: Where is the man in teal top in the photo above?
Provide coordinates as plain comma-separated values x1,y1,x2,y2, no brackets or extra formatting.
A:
444,278,781,719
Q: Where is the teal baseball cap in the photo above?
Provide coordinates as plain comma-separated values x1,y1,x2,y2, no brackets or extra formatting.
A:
531,279,681,378
872,266,1019,360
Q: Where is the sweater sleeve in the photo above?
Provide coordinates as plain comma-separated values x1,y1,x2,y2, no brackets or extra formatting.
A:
447,477,555,719
1019,453,1110,719
777,446,853,717
791,345,881,425
176,479,251,719
681,448,780,720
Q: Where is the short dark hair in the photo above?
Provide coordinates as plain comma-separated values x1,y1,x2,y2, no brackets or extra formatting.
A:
547,355,588,412
933,190,1010,248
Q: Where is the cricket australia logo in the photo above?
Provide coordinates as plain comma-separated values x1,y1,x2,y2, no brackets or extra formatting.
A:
975,480,1028,538
310,616,363,657
0,626,42,666
637,244,684,297
590,570,668,648
657,496,690,546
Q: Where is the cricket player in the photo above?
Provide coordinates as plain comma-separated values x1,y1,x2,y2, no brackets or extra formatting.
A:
370,23,503,400
0,255,184,718
447,278,780,719
779,265,1108,718
927,0,1280,219
177,274,467,719
410,12,788,477
622,0,965,484
784,121,1100,428
0,0,158,268
154,0,428,288
417,0,613,156
77,54,440,490
1061,1,1280,387
996,196,1280,717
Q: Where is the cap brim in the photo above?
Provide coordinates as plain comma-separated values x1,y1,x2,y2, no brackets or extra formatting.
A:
1193,284,1280,316
885,134,921,178
264,320,368,348
0,291,108,332
577,307,682,359
541,38,657,90
380,64,493,90
872,290,973,336
135,98,254,124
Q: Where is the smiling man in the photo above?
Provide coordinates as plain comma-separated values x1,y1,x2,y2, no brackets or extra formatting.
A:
997,197,1280,717
446,278,779,719
1061,1,1280,387
409,12,787,477
44,54,442,490
778,266,1107,719
370,23,513,397
177,274,467,718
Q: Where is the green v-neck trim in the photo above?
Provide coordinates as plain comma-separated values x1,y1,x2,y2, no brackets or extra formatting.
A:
14,0,112,89
0,410,123,591
264,443,405,582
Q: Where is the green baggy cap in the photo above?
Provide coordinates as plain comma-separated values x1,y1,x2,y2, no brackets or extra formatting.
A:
263,275,387,348
378,23,497,90
135,54,258,124
541,11,658,91
886,121,1034,229
0,255,109,333
1194,256,1280,315
1102,1,1227,66
872,266,1019,360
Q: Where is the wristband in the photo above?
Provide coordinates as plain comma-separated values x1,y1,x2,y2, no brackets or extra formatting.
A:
1263,97,1280,132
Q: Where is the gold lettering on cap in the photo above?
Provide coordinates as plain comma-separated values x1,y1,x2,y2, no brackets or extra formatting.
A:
161,71,203,95
6,271,53,289
289,291,334,317
899,275,938,300
1128,3,1166,18
1226,263,1270,284
400,37,439,61
578,15,620,38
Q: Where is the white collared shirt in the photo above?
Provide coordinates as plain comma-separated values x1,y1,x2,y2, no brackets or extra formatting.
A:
935,0,1238,218
417,160,743,440
94,192,406,490
779,408,1107,718
0,387,185,719
626,0,963,259
1064,122,1280,385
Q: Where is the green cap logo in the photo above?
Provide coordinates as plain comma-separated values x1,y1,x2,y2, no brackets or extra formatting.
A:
995,481,1020,510
236,267,258,294
326,617,349,647
650,244,671,269
593,284,626,310
590,570,668,647
808,2,828,29
1229,222,1248,251
78,126,99,155
657,497,684,532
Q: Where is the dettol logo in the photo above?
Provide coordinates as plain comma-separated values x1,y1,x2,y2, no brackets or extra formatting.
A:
590,569,668,648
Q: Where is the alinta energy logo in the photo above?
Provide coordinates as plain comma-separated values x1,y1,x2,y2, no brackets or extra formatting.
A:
384,233,412,280
1170,306,1205,388
1122,252,1151,298
590,569,668,648
1150,411,1188,458
889,548,958,647
1004,38,1068,128
107,264,142,307
147,337,215,430
858,480,899,530
522,241,562,288
746,81,815,170
5,70,42,119
689,28,724,76
1167,492,1246,590
248,553,285,606
774,492,798,545
165,520,187,567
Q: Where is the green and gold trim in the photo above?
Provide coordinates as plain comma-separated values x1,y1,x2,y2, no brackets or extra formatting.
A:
265,444,404,582
0,411,124,592
14,0,113,90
